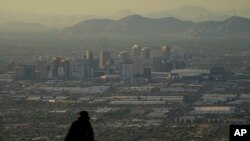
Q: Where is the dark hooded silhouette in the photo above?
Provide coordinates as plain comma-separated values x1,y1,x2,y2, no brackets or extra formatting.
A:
65,111,94,141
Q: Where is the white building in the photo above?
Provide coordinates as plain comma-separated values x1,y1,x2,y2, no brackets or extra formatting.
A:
192,106,235,114
202,94,237,104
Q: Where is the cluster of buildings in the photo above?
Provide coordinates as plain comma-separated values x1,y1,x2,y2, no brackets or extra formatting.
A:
4,44,187,82
96,44,181,81
1,44,229,83
13,52,93,81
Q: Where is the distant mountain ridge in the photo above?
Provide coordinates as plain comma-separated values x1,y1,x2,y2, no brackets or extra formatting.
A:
185,16,250,37
63,15,250,37
65,19,114,34
104,15,194,34
147,6,230,22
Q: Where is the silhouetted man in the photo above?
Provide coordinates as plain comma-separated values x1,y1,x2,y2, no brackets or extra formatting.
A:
65,111,94,141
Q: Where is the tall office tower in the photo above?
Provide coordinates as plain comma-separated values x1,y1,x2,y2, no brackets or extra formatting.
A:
162,45,172,60
86,50,94,77
144,68,152,81
14,65,35,80
51,57,70,80
92,59,99,71
70,59,89,80
35,59,48,80
120,59,133,80
119,51,129,62
99,50,110,69
86,50,94,62
141,47,151,61
131,57,144,74
131,44,141,57
52,57,62,78
60,59,70,79
152,57,162,72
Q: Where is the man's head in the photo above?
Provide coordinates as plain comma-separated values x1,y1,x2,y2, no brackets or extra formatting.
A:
79,111,90,120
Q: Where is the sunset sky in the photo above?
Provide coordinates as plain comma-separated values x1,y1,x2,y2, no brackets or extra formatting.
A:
1,0,250,15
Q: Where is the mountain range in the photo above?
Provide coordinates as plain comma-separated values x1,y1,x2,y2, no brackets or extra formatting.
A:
1,6,250,27
62,15,250,38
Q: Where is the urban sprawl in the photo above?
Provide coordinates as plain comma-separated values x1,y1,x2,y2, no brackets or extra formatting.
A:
0,44,250,141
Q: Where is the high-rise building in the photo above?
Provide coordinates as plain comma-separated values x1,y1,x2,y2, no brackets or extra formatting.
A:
15,65,35,80
70,59,89,80
86,50,94,62
152,57,162,72
52,57,61,78
120,59,133,80
162,45,171,60
131,45,143,74
131,44,141,57
99,50,111,69
131,57,144,74
86,50,94,77
60,59,70,79
51,57,70,80
141,47,151,61
35,60,48,80
92,59,99,71
119,51,129,62
144,68,152,81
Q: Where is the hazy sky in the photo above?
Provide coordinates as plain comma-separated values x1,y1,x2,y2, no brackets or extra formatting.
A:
1,0,250,15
